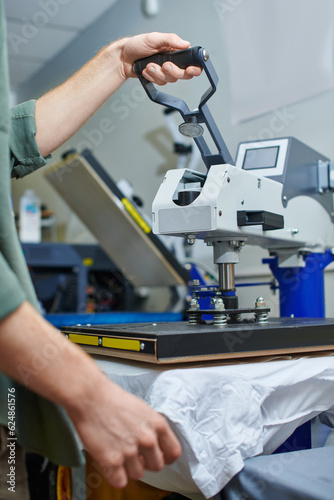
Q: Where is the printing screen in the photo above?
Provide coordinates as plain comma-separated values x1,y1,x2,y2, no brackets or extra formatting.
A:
243,146,279,170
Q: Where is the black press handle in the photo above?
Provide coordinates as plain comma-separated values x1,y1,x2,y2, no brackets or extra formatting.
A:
133,46,204,77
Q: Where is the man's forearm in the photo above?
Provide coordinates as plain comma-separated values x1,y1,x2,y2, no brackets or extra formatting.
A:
35,40,127,157
0,301,181,487
0,301,107,411
35,32,201,157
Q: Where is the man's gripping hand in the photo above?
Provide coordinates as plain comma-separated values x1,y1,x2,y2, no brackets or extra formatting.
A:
117,32,202,85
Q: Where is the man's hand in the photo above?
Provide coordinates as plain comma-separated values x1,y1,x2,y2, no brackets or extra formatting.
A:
118,32,202,84
68,379,181,488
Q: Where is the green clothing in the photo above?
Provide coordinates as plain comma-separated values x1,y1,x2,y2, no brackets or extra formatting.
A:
0,1,84,467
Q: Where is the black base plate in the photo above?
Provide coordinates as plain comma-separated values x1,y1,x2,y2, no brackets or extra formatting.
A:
62,317,334,364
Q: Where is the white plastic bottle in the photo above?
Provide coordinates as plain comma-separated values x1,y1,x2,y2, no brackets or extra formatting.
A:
19,189,41,243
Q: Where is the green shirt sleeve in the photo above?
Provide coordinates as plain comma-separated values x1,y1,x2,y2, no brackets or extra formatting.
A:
0,252,27,319
10,99,51,179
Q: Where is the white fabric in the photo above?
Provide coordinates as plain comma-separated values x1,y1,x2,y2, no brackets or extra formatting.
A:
220,0,334,123
95,355,334,499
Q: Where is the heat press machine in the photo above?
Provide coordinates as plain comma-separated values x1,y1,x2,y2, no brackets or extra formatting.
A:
62,47,334,363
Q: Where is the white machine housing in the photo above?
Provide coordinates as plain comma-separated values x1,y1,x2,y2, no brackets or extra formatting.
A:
152,137,334,266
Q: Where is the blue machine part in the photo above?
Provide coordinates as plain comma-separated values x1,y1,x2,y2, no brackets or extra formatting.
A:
264,250,334,318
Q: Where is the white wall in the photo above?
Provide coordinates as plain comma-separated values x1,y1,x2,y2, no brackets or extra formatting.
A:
11,0,334,315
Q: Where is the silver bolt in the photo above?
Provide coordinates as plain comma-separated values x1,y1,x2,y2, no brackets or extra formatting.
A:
202,49,209,61
98,338,102,346
255,297,265,308
212,297,227,326
186,237,195,245
212,297,225,310
189,297,200,310
254,297,268,323
140,342,145,350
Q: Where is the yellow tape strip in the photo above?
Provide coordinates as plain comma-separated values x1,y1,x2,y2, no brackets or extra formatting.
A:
69,334,99,347
102,337,141,352
121,198,151,234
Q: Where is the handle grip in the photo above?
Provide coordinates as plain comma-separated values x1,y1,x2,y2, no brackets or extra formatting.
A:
133,46,205,76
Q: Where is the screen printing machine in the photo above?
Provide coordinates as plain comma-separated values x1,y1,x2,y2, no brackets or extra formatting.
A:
45,48,334,499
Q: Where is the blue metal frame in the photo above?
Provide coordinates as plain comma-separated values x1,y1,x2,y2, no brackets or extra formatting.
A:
264,249,334,318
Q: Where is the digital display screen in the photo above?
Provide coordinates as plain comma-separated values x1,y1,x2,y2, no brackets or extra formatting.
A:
243,146,279,170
